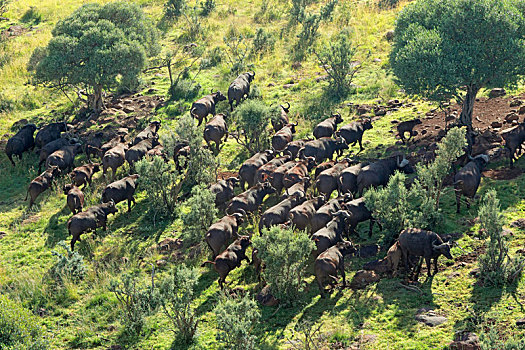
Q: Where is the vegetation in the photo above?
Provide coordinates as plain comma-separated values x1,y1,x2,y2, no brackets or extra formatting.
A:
213,293,260,350
30,1,160,112
48,241,87,283
0,0,524,348
181,185,218,246
478,190,524,286
391,0,525,148
253,226,314,303
0,294,47,350
232,99,276,154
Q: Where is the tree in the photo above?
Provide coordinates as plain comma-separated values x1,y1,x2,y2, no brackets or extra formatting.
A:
312,28,360,97
232,100,276,155
390,0,525,151
31,2,160,113
181,185,218,246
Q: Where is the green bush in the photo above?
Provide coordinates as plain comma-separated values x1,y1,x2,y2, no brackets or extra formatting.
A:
320,0,337,21
478,190,525,286
365,127,467,245
200,47,223,68
109,272,158,336
0,0,9,17
165,0,186,19
252,226,314,303
200,0,215,16
181,185,218,246
232,99,272,154
480,327,525,350
0,92,14,113
312,29,359,97
159,265,200,344
0,295,47,350
168,78,201,101
223,27,250,74
378,0,400,9
292,13,320,62
214,293,260,350
49,241,87,283
252,28,275,57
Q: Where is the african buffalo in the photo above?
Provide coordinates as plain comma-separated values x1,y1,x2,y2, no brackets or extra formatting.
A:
310,195,351,233
313,113,343,139
63,184,85,214
70,163,100,188
315,241,356,298
338,163,365,195
35,122,67,149
501,121,525,168
272,102,290,132
191,91,226,126
398,228,453,278
26,166,60,208
132,121,161,146
284,139,306,159
101,174,140,212
228,72,255,111
312,210,351,256
204,114,229,154
288,196,326,231
210,177,239,209
268,160,297,194
299,137,349,164
205,212,244,259
397,119,422,143
38,137,75,172
285,176,311,199
454,154,489,213
255,155,292,185
343,197,379,238
315,159,352,200
125,137,160,170
226,182,276,215
336,119,373,153
201,236,251,288
238,150,274,190
271,123,297,152
45,144,83,172
5,124,37,166
259,194,305,232
103,143,128,178
356,155,414,196
282,157,316,189
68,201,118,250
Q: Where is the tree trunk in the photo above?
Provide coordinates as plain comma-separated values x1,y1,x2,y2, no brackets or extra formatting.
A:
88,84,104,113
458,85,479,155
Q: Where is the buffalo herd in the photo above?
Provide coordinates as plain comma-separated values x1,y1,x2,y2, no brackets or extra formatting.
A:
5,70,522,297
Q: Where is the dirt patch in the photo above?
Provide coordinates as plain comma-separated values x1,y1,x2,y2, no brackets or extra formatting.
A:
483,167,523,180
21,215,40,226
455,246,486,264
1,25,28,39
217,171,238,180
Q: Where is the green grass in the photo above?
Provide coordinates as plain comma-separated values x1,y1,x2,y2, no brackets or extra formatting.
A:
0,0,525,349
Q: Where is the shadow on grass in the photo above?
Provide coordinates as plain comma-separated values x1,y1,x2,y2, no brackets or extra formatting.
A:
44,205,71,247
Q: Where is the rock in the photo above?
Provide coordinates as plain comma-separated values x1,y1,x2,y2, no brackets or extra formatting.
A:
505,113,519,123
123,106,135,114
158,237,183,253
356,244,380,258
373,58,382,63
147,88,157,94
469,268,480,277
283,83,295,89
267,82,275,87
315,75,329,82
0,231,6,239
256,285,279,306
390,119,400,124
488,88,506,98
156,259,167,267
149,101,156,108
517,318,525,326
415,310,447,327
421,129,428,135
350,270,380,289
113,103,124,110
357,105,372,115
491,121,503,129
385,30,395,41
374,106,387,116
516,248,525,255
510,218,525,229
449,332,480,350
12,119,29,129
510,99,522,107
519,105,525,115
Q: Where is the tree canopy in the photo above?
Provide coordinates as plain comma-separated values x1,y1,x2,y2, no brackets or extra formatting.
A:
390,0,525,139
31,1,160,112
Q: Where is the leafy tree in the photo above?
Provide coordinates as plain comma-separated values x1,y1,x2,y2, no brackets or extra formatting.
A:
0,295,47,350
214,293,260,350
390,0,525,151
232,100,275,155
159,265,200,344
252,226,314,303
31,2,160,113
293,13,320,61
312,29,360,97
181,185,218,246
478,190,524,286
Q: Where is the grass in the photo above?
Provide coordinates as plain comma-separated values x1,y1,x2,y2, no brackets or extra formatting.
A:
0,0,525,349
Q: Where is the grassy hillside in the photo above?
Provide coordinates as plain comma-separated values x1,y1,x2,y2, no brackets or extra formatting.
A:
0,0,524,349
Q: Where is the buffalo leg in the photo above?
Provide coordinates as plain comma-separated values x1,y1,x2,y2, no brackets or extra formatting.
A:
426,257,432,277
456,192,461,213
339,263,346,288
433,258,439,275
8,154,15,166
318,278,326,298
466,197,471,210
358,138,364,152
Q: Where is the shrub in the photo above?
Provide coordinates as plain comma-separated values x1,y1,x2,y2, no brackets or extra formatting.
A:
159,265,200,344
312,29,359,97
365,128,467,244
49,241,87,283
200,47,223,68
214,293,260,350
109,271,158,336
252,28,275,57
200,0,215,16
232,99,272,155
223,27,250,74
478,190,525,286
181,6,203,42
164,0,186,19
480,327,525,350
0,92,14,113
292,13,320,62
181,185,218,246
168,78,201,101
0,295,47,350
0,0,10,17
378,0,400,9
320,0,337,21
252,226,314,303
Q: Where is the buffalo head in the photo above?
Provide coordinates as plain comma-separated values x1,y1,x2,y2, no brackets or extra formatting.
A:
23,123,38,133
238,235,251,248
432,240,453,260
336,240,357,256
212,90,227,102
332,113,343,124
280,102,291,113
